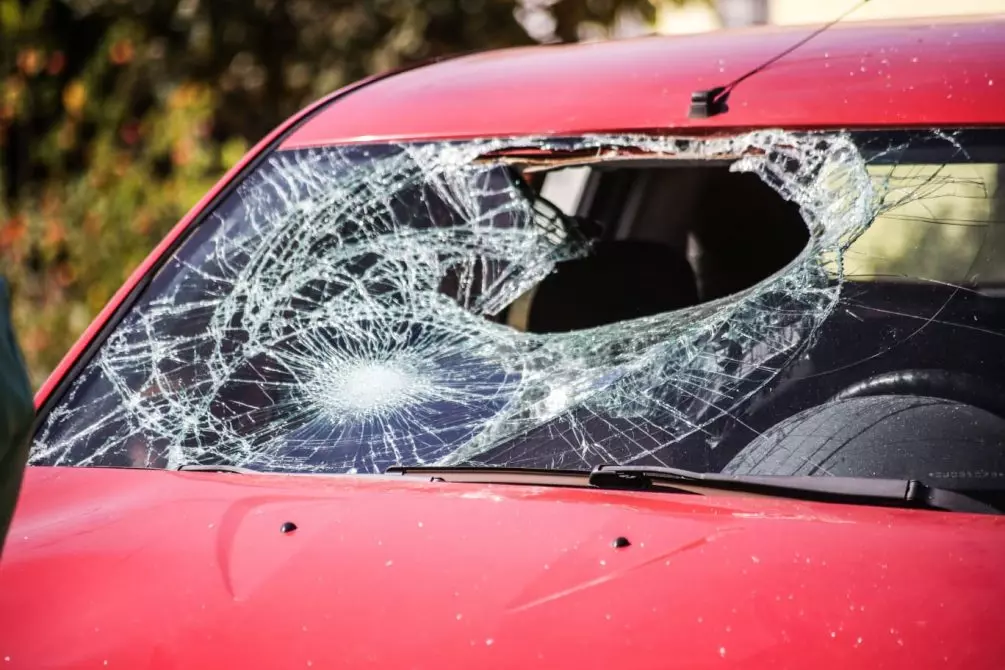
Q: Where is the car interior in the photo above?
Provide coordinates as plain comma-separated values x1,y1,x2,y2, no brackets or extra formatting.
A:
505,161,808,332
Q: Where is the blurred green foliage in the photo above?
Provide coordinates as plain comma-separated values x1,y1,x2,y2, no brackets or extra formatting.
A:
0,0,660,386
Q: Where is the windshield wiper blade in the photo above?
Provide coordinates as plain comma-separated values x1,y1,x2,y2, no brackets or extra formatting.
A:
589,465,999,515
176,464,256,474
388,464,997,514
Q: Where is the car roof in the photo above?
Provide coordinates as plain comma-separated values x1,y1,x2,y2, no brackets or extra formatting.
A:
283,14,1005,148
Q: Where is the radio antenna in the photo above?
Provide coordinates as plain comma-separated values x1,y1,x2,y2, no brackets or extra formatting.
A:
689,0,872,118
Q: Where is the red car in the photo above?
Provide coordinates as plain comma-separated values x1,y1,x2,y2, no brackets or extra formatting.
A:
4,14,1005,669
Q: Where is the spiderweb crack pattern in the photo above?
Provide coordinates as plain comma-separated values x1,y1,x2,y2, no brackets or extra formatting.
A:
32,131,879,473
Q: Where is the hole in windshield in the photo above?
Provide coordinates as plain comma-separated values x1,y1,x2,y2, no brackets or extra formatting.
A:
505,160,809,333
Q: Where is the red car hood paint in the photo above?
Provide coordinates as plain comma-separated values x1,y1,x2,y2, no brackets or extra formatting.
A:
2,467,1004,669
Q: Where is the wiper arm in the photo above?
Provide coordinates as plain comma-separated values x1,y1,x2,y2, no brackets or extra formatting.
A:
176,464,256,474
589,465,999,515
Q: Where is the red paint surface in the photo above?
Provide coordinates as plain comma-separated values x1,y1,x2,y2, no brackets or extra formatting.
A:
2,467,1005,669
284,16,1005,148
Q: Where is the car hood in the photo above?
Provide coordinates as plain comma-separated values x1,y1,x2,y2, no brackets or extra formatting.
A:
1,467,1004,669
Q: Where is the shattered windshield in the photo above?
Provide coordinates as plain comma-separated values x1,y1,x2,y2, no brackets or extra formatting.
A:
30,129,1005,487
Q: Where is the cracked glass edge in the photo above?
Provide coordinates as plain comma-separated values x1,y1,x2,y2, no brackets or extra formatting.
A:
30,130,895,473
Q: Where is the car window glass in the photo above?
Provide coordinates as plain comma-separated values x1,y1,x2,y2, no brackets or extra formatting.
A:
30,130,1005,490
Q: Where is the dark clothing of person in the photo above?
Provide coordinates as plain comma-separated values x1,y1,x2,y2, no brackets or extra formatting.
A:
0,278,33,557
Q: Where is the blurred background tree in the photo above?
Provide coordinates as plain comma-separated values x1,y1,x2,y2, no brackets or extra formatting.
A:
0,0,662,386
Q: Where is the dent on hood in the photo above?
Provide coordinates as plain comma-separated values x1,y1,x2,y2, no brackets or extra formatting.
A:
32,130,879,473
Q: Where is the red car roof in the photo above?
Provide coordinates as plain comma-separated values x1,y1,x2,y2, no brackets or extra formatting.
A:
284,15,1005,148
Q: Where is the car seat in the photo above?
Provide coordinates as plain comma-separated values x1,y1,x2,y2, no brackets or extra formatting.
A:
526,240,699,332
